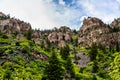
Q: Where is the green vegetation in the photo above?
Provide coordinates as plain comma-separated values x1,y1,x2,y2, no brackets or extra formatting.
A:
1,12,120,80
43,51,64,80
0,30,120,80
0,15,10,20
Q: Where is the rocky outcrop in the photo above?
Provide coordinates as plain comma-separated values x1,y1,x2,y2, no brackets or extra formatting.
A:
64,33,71,41
32,31,42,44
16,34,25,40
110,18,120,28
47,27,72,47
0,18,31,34
2,12,120,48
48,32,58,43
0,12,6,17
59,26,71,33
47,26,72,47
58,40,66,47
78,17,120,48
32,51,48,61
73,52,90,68
0,12,31,35
80,17,105,34
0,12,10,20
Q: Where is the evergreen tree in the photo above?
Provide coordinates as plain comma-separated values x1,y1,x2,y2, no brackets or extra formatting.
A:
93,74,97,80
116,42,119,52
74,38,78,47
60,45,76,79
92,61,98,73
65,58,75,79
40,41,45,48
109,45,112,52
60,45,70,60
109,54,120,80
89,43,98,61
43,51,64,80
26,28,32,40
45,38,51,51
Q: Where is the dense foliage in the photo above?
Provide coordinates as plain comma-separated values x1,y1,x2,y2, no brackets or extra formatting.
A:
0,31,120,80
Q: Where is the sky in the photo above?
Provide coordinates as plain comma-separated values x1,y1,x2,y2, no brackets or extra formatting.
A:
0,0,120,30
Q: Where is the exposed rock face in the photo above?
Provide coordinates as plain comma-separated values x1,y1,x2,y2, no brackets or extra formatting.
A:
80,17,105,34
0,13,31,35
32,31,41,38
0,12,6,17
58,40,66,47
110,18,120,28
0,12,9,20
2,12,120,48
78,17,120,47
32,51,48,61
57,32,64,41
64,33,71,41
48,32,58,43
59,26,71,32
73,52,90,68
32,31,42,44
0,19,31,34
16,34,25,40
47,27,72,47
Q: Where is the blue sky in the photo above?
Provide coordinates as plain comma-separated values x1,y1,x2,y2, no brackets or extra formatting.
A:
0,0,120,30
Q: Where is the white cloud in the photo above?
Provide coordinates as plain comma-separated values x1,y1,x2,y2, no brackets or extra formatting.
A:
0,0,120,30
0,0,63,30
116,0,120,3
59,0,65,5
77,0,120,24
0,0,83,30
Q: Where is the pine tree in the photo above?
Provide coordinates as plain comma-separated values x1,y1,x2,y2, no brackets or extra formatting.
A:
116,42,119,52
43,51,64,80
109,54,120,80
89,43,98,61
60,45,70,60
65,58,75,79
92,61,98,73
26,28,32,40
60,45,75,79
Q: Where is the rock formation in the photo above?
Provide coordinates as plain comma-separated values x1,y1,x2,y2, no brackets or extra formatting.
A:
0,12,31,36
32,31,42,44
47,27,72,47
1,12,120,48
78,17,120,48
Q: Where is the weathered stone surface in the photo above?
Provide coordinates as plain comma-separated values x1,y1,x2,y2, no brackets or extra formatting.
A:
32,31,41,38
64,33,71,41
73,52,90,68
47,27,71,42
110,18,120,28
78,17,120,48
59,26,71,32
47,27,72,47
0,13,31,34
32,51,48,61
0,12,6,17
80,17,105,34
57,32,64,41
1,12,120,48
16,34,25,40
58,40,66,47
48,32,58,43
32,38,42,44
31,31,42,44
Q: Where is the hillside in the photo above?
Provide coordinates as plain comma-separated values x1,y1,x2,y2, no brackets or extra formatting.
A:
0,12,120,80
